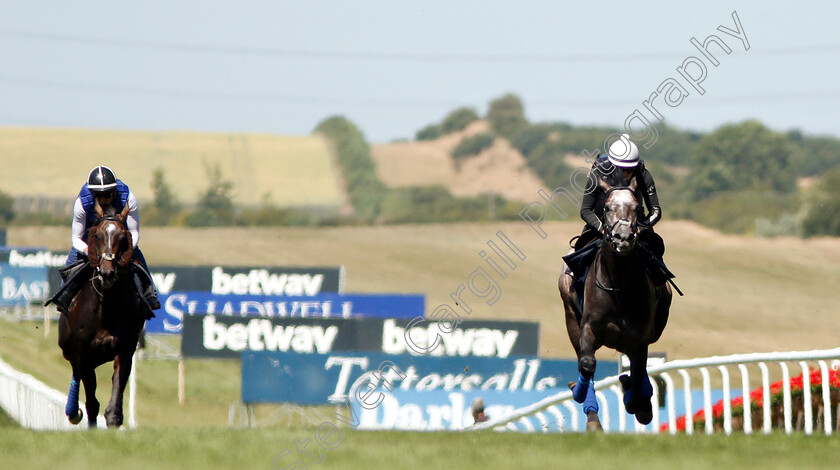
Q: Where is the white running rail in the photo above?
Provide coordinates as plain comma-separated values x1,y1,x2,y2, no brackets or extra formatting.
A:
470,348,840,435
0,356,135,430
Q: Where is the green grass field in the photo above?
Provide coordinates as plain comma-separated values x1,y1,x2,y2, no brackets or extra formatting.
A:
0,127,344,207
2,222,840,468
0,427,838,470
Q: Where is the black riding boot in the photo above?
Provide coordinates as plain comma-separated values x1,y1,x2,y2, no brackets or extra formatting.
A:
132,270,159,320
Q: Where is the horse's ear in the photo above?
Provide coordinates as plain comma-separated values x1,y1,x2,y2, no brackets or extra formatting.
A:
119,202,130,222
628,175,638,192
93,199,105,219
598,176,612,193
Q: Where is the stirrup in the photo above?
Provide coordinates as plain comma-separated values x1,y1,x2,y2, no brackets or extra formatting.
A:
146,293,161,311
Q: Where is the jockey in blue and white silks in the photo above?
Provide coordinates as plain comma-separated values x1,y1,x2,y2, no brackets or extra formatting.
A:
61,165,160,313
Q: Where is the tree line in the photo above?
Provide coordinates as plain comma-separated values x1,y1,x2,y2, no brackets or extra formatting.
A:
1,93,839,236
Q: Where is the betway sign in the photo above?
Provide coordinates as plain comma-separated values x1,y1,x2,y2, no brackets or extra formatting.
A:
180,315,537,359
148,265,344,295
380,319,537,358
181,315,362,358
200,315,339,355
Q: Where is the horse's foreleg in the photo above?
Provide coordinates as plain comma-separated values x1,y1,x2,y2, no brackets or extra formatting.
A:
570,321,601,430
578,321,597,378
572,322,597,401
105,353,132,427
80,367,99,428
624,348,653,425
64,365,83,425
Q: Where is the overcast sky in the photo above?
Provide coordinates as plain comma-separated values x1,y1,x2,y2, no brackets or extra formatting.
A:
1,1,838,143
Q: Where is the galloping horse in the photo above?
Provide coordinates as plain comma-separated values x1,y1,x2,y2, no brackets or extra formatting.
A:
558,174,672,430
58,200,146,427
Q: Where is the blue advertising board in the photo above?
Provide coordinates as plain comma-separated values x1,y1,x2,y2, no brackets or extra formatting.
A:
350,388,727,432
0,263,49,306
241,350,619,406
146,292,425,334
0,248,67,268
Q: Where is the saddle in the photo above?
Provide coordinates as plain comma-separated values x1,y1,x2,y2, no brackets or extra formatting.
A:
562,231,675,312
46,259,157,320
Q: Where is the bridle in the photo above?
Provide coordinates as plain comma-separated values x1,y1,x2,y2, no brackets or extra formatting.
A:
602,186,639,251
89,215,130,297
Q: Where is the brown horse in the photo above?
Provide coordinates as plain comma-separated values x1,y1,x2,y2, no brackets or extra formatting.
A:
58,200,145,428
559,175,672,430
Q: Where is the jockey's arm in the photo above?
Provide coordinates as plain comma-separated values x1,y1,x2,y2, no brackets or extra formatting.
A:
71,198,89,254
641,169,661,227
580,171,603,233
126,192,140,248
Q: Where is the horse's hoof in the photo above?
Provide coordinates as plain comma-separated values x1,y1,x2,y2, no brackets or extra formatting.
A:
68,409,83,425
619,374,631,392
567,381,577,392
635,408,653,425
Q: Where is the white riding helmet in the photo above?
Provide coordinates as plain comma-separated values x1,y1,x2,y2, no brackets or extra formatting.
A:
607,134,640,168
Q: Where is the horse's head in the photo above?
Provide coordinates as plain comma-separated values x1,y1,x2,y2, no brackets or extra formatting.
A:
601,176,639,255
87,200,133,289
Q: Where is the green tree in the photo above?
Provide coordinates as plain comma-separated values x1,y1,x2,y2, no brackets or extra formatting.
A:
451,132,494,167
440,107,479,134
690,120,795,199
415,124,441,141
802,166,840,237
315,116,389,220
512,123,554,158
0,189,14,226
486,93,528,140
147,167,181,225
185,161,235,226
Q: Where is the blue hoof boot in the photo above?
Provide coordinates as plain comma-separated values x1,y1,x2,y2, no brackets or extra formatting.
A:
572,373,591,403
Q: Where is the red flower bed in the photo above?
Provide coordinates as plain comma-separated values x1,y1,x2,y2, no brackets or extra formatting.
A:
662,366,840,432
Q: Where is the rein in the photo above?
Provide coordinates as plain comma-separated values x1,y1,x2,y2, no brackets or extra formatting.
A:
593,249,623,295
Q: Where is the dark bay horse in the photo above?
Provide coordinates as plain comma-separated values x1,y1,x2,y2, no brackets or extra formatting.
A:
58,201,146,428
559,175,672,430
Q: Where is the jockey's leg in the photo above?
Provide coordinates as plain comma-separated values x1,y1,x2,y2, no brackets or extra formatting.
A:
132,247,160,312
64,248,83,267
52,249,88,314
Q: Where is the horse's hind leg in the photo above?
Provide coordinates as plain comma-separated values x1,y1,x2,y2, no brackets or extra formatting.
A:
80,367,99,428
651,284,672,344
105,353,133,427
559,275,583,358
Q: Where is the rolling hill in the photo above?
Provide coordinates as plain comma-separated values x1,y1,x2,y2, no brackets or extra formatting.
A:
0,127,345,208
371,121,548,203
